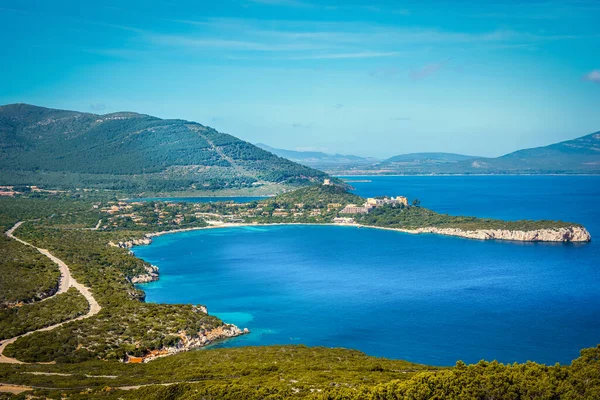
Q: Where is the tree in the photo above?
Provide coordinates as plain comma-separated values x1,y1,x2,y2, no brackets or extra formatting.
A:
412,198,421,207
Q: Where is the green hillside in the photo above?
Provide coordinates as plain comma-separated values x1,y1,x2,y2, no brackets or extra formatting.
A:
465,131,600,173
272,184,364,207
0,104,327,192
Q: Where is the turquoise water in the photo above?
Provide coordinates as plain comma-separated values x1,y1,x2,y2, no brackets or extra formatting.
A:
133,176,600,366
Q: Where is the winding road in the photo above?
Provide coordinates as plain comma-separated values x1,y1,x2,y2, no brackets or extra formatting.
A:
0,221,101,364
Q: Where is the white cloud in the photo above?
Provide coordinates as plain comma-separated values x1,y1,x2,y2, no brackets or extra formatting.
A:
583,70,600,82
410,62,447,80
290,51,400,60
97,17,595,63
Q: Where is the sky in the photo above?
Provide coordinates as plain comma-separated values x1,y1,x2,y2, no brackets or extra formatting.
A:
1,0,599,158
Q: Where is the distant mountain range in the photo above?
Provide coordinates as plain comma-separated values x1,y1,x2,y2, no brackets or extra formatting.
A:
258,133,600,175
385,152,476,163
0,104,326,192
2,104,597,194
255,143,377,166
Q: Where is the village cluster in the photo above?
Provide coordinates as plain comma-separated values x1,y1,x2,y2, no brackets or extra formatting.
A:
98,187,409,230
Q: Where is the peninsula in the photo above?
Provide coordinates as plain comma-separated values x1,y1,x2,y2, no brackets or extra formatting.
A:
113,182,590,244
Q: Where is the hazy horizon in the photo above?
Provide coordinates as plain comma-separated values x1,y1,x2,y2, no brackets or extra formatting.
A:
1,0,599,158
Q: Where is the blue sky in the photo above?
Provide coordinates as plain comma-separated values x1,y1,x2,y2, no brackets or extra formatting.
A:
1,0,599,158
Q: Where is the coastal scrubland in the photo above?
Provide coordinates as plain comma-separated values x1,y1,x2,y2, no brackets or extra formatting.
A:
0,345,598,399
0,195,234,364
0,235,60,306
355,203,581,231
0,187,596,399
0,288,88,340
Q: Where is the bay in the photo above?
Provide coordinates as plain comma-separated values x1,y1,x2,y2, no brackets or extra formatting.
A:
133,176,600,366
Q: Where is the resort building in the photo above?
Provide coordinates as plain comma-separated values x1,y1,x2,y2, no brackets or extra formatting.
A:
392,196,409,206
366,196,409,207
340,204,371,214
333,217,355,224
323,179,331,185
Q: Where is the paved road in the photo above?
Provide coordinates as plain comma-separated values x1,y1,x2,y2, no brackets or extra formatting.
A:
0,222,102,364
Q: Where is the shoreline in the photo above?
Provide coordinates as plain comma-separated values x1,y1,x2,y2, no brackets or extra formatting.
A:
124,222,591,245
333,173,600,177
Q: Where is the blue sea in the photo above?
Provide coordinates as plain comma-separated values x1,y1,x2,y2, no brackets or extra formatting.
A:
133,176,600,366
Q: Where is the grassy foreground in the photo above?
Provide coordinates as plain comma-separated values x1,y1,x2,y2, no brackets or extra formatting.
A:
0,345,599,399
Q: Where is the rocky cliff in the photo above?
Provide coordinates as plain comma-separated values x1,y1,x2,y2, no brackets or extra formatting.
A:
127,305,249,363
108,237,152,249
130,264,160,284
401,226,591,242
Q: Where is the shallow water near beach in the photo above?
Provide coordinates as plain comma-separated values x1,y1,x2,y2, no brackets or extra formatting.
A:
134,176,600,366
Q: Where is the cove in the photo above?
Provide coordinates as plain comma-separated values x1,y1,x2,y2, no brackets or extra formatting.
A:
133,176,600,366
133,224,599,366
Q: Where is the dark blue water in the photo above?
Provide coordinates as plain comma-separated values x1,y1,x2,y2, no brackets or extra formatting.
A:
133,176,600,366
128,196,267,203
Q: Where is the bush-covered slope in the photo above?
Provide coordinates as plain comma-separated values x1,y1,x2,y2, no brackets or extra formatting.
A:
272,184,364,208
0,287,88,339
0,235,60,307
1,345,598,399
0,104,327,192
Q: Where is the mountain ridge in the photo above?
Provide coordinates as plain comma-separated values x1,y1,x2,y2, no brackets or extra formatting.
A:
0,104,327,192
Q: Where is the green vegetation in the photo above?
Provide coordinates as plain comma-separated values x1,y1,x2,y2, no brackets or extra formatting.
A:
0,196,230,363
0,104,327,192
0,195,96,232
0,345,598,399
272,184,363,208
98,184,583,233
4,302,223,362
318,345,600,400
0,288,88,339
0,236,59,307
355,204,581,231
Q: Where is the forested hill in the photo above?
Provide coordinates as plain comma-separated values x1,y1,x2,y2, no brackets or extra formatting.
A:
0,104,327,192
464,131,600,173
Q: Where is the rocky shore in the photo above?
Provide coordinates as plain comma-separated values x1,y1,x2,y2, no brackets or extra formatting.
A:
109,223,592,251
391,225,592,242
130,264,159,284
126,306,249,363
108,237,152,249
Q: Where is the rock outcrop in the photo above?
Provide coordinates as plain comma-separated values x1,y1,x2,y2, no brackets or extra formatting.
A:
108,236,152,249
400,226,591,242
130,264,160,284
128,323,250,363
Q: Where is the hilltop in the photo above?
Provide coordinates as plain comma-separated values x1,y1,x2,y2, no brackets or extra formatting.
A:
462,131,600,174
380,133,600,174
0,104,327,193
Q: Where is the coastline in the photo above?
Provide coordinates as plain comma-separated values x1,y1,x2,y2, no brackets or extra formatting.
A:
116,222,591,248
121,220,590,361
